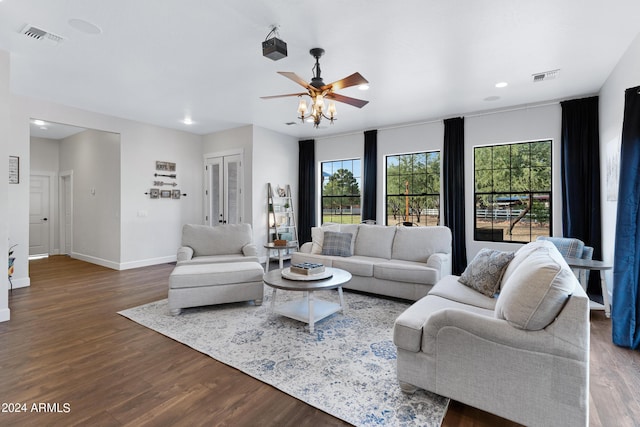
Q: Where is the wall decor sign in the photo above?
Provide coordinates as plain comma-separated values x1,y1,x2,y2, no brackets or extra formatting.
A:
171,189,181,199
160,189,172,198
9,156,19,184
149,188,160,199
156,161,176,172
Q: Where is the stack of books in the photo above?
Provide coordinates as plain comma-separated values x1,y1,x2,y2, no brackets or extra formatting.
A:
290,262,325,275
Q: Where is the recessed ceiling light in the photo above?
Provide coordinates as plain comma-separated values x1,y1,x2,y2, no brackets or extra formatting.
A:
495,82,508,88
358,84,369,91
32,119,46,126
68,18,102,35
182,118,193,125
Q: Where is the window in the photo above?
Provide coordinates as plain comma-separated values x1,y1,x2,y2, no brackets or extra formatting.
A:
385,151,440,226
321,159,361,224
474,140,552,243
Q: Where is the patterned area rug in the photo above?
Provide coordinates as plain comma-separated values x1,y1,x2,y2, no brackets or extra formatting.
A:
118,286,448,426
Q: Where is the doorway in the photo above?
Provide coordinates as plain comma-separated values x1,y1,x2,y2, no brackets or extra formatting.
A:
204,151,243,226
29,174,52,256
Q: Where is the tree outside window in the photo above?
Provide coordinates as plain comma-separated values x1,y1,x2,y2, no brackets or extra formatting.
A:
321,159,361,224
474,140,552,243
385,151,440,226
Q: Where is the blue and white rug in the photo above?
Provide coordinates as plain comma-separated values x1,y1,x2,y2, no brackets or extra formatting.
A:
118,286,448,426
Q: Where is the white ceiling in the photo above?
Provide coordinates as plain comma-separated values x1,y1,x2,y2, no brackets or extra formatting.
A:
2,0,640,140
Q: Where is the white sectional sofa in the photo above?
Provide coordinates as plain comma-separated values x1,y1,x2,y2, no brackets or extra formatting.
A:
393,240,590,427
291,224,452,301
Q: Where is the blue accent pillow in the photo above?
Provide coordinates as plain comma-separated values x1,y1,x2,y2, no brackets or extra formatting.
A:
321,231,353,257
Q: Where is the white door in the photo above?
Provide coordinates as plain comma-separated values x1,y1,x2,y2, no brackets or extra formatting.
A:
205,154,243,226
30,175,51,256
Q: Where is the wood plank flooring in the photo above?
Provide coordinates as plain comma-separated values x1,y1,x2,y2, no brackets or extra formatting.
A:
0,256,637,426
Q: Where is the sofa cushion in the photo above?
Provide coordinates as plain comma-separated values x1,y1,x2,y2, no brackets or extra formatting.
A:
177,254,259,266
499,240,549,290
310,224,340,254
354,224,396,259
182,223,252,257
339,224,359,254
495,244,577,330
374,260,439,285
321,231,353,257
458,248,515,297
391,226,452,262
430,275,498,310
332,256,377,277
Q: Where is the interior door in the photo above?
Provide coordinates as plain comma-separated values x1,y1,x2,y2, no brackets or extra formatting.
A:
205,154,243,226
30,175,51,256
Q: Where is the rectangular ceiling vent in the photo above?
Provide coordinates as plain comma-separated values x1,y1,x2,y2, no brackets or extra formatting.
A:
533,69,560,83
20,24,64,45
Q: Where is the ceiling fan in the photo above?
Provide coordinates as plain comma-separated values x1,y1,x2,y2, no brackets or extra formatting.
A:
261,48,369,128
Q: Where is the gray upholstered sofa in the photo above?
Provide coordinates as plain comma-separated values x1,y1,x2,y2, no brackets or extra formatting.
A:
291,224,452,301
393,240,590,427
177,223,259,265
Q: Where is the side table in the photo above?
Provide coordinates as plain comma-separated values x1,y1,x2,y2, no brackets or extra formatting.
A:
264,242,298,272
564,257,612,318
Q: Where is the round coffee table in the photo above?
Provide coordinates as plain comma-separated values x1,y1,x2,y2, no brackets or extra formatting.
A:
263,267,352,333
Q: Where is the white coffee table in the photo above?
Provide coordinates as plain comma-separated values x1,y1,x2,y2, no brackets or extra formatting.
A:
263,267,352,333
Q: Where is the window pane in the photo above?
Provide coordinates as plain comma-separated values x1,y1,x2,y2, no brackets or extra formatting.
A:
321,158,362,224
385,151,441,226
474,140,552,243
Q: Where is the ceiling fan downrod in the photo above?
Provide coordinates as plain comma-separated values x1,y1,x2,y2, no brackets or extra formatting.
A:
309,48,325,89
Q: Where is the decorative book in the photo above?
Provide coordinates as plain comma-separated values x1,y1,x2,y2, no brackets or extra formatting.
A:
289,262,325,275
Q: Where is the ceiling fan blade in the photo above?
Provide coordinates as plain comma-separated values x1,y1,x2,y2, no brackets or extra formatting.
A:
260,92,307,99
322,72,368,91
278,71,313,90
326,92,369,108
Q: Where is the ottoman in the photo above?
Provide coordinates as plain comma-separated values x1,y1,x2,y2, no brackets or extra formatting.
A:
168,261,264,315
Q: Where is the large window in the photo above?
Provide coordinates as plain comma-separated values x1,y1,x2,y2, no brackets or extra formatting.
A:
385,151,440,226
474,140,552,243
321,159,361,224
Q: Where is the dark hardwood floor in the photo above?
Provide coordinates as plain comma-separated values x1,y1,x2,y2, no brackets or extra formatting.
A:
0,256,637,426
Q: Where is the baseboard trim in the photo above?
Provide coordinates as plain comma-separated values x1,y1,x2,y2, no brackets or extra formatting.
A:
0,308,10,322
71,252,120,270
118,255,177,271
9,276,31,289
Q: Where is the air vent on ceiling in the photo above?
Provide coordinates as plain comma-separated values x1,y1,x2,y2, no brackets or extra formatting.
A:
284,122,297,126
532,69,560,83
20,24,64,45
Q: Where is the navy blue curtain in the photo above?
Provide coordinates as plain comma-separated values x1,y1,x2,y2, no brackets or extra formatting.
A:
560,96,603,295
362,130,377,222
298,139,316,244
443,117,467,275
612,86,640,349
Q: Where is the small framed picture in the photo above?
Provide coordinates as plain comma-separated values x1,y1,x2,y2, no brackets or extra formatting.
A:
149,188,160,199
172,189,181,199
9,156,19,184
156,161,176,172
160,189,172,198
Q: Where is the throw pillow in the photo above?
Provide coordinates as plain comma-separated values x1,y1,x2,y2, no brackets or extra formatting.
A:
495,244,577,330
321,231,353,257
310,224,340,254
458,248,515,297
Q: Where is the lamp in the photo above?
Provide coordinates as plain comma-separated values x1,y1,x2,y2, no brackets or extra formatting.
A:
297,95,337,128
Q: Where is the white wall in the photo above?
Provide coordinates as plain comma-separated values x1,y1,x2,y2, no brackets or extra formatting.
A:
8,94,203,283
60,130,121,267
0,49,10,321
598,32,640,297
252,126,298,260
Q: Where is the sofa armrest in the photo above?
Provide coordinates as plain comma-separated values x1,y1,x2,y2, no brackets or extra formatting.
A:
299,242,313,253
422,308,576,358
242,243,257,257
426,253,451,278
177,246,194,262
